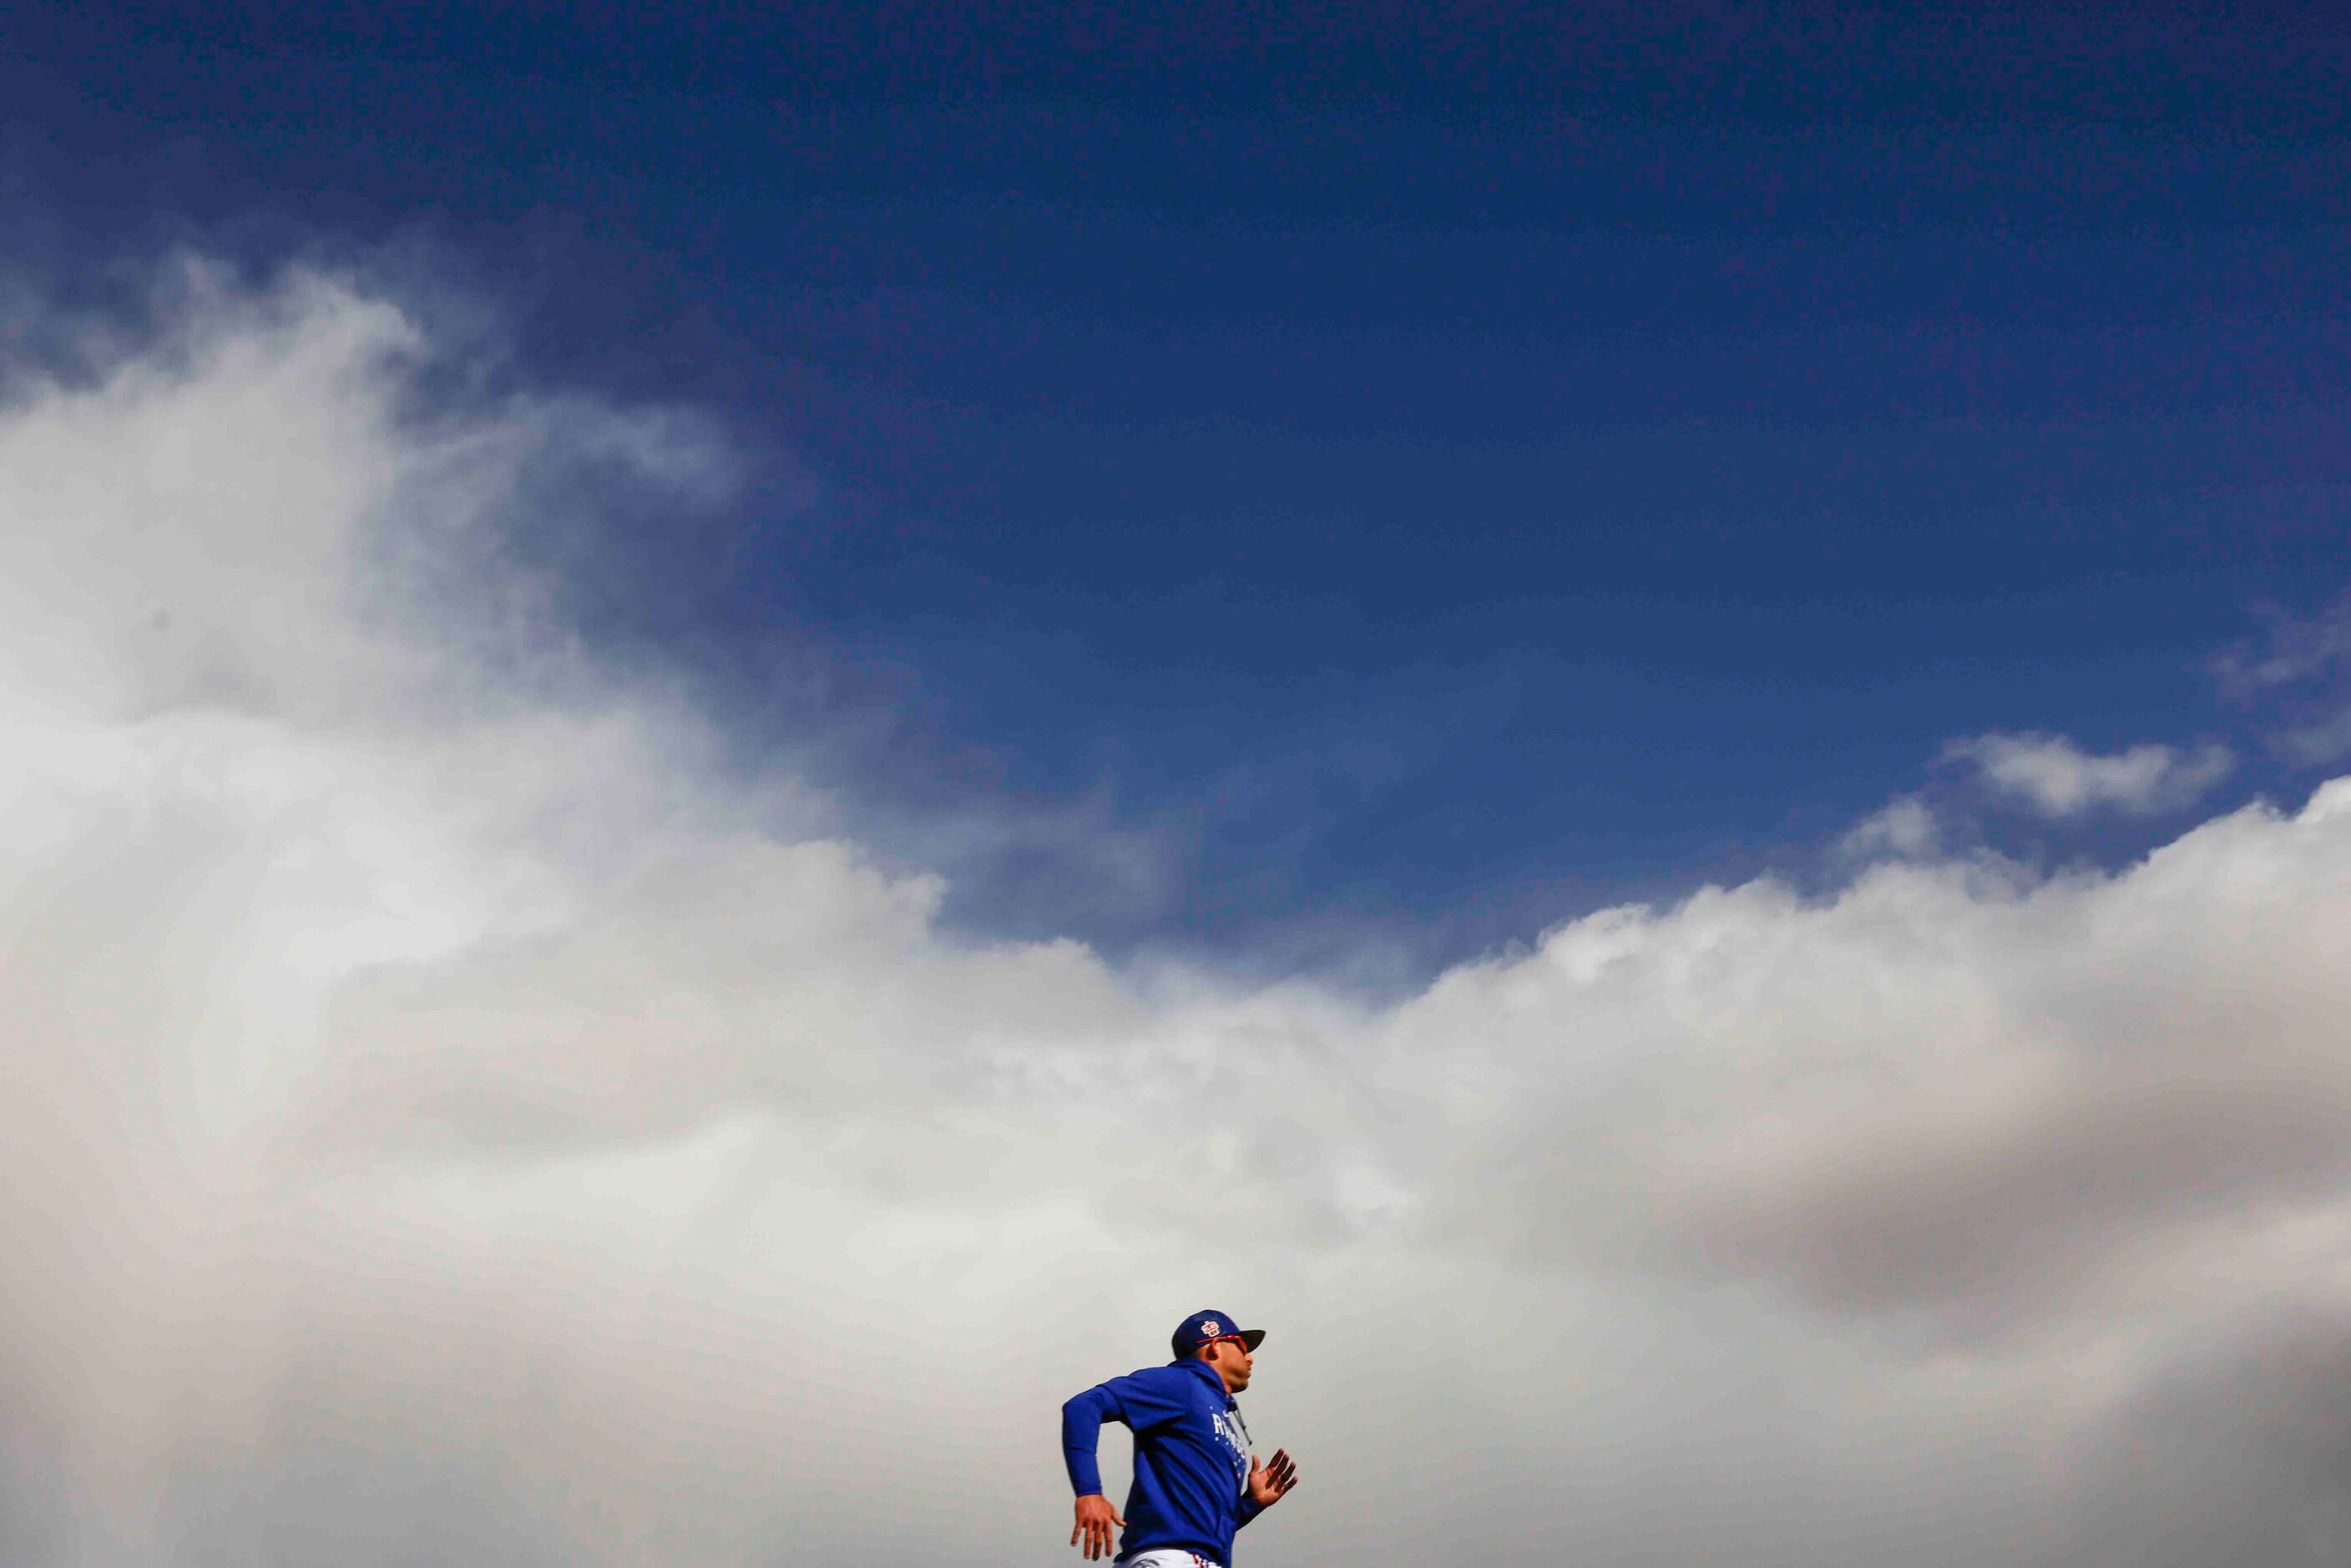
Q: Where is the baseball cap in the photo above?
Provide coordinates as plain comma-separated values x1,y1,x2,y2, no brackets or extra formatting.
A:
1171,1309,1266,1358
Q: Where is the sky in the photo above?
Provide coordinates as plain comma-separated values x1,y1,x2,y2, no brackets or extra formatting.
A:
4,5,2351,1565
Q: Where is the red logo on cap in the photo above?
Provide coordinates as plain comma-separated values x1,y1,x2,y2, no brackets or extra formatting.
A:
1201,1319,1221,1335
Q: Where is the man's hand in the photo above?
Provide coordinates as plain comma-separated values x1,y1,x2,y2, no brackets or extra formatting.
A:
1070,1494,1125,1560
1247,1449,1299,1509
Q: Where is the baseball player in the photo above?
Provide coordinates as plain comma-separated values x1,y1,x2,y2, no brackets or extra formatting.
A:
1060,1309,1300,1567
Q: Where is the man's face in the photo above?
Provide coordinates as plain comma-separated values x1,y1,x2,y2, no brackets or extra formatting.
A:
1203,1337,1253,1393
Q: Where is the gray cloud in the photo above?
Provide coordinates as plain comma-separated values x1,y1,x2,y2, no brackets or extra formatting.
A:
4,266,2349,1565
2060,1302,2351,1567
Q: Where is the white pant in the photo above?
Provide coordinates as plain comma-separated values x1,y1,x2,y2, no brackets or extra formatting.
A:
1115,1553,1219,1568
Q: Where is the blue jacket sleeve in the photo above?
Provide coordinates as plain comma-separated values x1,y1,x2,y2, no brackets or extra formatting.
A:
1061,1366,1193,1496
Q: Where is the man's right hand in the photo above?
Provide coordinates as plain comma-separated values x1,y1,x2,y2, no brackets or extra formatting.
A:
1070,1494,1125,1560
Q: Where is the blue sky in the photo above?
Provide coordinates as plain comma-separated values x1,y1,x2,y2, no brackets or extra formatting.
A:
11,3,2350,976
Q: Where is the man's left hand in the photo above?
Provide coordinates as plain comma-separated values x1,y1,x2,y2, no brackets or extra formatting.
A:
1247,1449,1299,1508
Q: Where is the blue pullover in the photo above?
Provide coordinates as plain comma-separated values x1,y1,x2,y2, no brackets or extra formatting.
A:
1062,1358,1266,1565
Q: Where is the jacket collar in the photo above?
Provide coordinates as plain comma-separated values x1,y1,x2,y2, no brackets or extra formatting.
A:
1175,1355,1236,1404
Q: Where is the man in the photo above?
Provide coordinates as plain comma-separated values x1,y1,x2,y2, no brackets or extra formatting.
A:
1060,1309,1301,1566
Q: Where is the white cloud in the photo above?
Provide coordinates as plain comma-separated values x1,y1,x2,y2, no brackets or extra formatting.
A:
6,266,2351,1566
1838,792,1939,858
2280,709,2351,765
1945,731,2235,817
2216,595,2351,692
2217,597,2351,764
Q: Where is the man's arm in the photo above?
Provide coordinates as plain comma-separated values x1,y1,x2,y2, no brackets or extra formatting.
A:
1060,1369,1194,1559
1062,1367,1194,1494
1060,1384,1121,1500
1236,1449,1299,1530
1062,1384,1125,1560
